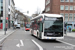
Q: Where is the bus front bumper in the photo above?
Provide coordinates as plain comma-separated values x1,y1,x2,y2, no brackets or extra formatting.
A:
43,36,64,40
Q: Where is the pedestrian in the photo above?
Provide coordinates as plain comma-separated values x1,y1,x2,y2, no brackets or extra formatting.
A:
64,27,66,34
12,23,14,29
69,27,71,32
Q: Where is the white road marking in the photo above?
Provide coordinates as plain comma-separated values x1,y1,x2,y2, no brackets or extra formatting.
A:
7,39,12,40
16,40,24,48
25,31,26,32
6,39,30,40
16,44,20,48
14,39,19,40
32,39,43,50
57,40,75,47
20,40,24,46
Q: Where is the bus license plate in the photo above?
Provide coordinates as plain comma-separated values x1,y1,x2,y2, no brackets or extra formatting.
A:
51,38,56,39
47,33,53,35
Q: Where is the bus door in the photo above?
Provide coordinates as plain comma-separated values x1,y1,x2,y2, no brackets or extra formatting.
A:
38,22,43,37
39,22,43,32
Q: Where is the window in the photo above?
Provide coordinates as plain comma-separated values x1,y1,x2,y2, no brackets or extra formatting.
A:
65,0,69,2
74,6,75,10
65,13,68,21
0,0,3,17
46,6,50,12
39,22,43,32
1,7,3,11
8,15,10,19
70,0,73,2
0,6,1,16
9,0,10,5
46,0,50,5
74,0,75,2
0,3,3,7
8,9,10,12
1,0,3,3
0,1,1,17
65,5,68,10
0,20,2,23
60,5,64,10
70,6,73,10
74,14,75,21
60,13,64,16
69,13,73,21
60,0,64,2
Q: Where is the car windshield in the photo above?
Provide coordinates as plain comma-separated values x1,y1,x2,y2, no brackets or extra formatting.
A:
44,17,63,32
26,24,30,28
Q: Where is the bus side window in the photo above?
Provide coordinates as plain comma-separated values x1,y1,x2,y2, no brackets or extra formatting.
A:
38,22,43,32
37,23,40,29
31,23,34,29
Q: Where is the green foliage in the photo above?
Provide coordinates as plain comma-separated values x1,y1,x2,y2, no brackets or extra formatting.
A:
28,18,30,22
21,24,23,27
72,29,75,32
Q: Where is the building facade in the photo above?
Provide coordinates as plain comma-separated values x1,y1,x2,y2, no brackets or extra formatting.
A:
0,0,15,30
45,0,75,31
8,0,15,28
0,0,3,29
14,10,26,26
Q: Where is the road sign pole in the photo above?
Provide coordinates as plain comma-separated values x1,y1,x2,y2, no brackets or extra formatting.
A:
4,0,6,35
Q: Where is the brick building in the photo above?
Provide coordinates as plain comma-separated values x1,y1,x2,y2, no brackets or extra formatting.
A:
45,0,75,31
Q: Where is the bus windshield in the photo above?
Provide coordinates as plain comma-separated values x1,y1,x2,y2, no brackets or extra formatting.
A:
44,17,63,32
26,24,30,28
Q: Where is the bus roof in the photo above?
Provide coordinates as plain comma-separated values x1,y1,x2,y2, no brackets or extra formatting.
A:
31,13,63,20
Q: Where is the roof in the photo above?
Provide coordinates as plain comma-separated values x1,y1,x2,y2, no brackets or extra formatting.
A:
31,13,63,20
42,13,63,17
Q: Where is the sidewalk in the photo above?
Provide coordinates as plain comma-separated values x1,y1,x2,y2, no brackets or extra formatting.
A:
0,28,16,44
64,32,75,37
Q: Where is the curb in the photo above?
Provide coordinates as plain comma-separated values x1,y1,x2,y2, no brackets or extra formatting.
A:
64,34,75,38
0,30,16,44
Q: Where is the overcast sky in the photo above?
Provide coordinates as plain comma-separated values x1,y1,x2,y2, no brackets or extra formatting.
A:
14,0,45,16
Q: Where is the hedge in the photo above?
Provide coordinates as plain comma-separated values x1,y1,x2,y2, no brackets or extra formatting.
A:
72,29,75,32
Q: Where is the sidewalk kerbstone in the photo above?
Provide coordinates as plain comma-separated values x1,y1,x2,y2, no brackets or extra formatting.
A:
64,32,75,38
0,28,16,44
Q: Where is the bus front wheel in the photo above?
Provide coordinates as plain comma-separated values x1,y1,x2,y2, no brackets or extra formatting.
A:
37,32,42,40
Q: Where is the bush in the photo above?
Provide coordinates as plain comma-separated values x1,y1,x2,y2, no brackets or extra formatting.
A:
21,24,23,27
72,29,75,32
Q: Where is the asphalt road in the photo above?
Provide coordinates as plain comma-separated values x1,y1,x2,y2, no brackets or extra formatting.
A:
1,28,75,50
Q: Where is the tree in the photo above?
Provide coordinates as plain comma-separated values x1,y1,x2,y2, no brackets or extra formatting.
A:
35,7,41,15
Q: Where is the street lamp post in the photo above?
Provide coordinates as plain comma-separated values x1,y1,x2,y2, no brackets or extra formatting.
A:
4,0,6,35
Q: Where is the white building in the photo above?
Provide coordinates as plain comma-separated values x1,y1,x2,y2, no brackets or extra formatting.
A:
8,0,15,28
0,0,15,30
14,10,25,26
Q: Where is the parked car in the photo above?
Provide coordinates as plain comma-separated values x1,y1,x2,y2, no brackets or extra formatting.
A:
16,23,20,29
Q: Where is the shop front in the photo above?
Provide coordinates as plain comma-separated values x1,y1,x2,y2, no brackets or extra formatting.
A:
65,21,75,32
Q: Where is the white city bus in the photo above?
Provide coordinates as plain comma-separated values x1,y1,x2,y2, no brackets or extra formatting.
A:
30,14,64,40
